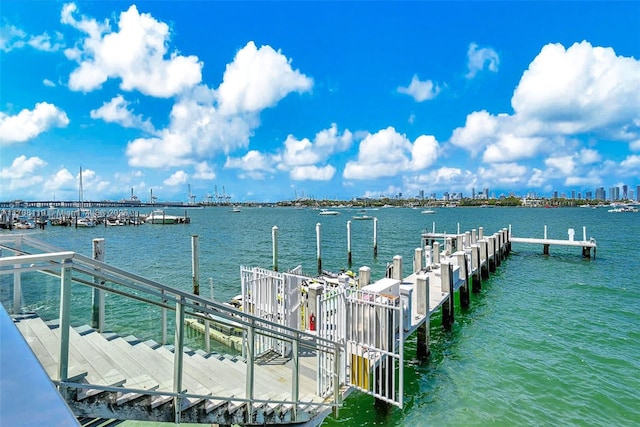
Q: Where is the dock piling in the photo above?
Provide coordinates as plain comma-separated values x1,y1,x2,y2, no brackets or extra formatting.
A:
471,244,482,292
441,261,454,329
373,217,378,258
91,238,105,331
191,235,200,296
272,226,279,272
347,221,352,267
456,252,470,309
414,248,423,273
316,223,322,274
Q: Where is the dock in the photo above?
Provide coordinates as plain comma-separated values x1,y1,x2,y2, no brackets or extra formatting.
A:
0,221,596,425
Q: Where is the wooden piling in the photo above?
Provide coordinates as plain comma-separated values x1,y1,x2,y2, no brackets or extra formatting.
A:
91,238,105,331
446,237,453,255
456,252,470,310
414,247,424,273
471,244,482,292
415,268,432,370
347,220,352,267
373,217,378,258
441,261,454,329
272,226,279,272
392,255,403,280
359,266,371,288
479,240,489,280
316,223,322,274
488,236,497,273
191,235,200,296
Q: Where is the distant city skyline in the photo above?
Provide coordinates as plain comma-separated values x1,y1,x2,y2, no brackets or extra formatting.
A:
1,2,639,203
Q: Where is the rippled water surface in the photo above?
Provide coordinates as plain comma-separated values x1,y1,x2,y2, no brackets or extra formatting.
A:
2,206,639,426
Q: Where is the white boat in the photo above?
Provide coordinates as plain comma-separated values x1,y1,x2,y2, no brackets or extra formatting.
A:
421,210,436,214
145,210,185,224
319,209,340,216
76,217,96,227
230,206,241,213
352,215,373,220
608,206,639,213
15,220,36,229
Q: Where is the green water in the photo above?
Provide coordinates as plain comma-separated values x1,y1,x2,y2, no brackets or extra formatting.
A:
2,206,639,426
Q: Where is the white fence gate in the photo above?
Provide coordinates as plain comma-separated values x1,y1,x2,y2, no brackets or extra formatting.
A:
240,266,302,356
318,288,403,407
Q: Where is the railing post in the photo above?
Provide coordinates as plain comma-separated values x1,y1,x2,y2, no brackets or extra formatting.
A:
333,342,341,417
246,321,255,423
161,290,167,345
91,238,105,331
12,236,22,314
291,332,299,422
173,295,185,423
59,258,73,383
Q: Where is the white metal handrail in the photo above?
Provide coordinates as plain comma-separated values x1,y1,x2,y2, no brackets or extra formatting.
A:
0,236,343,422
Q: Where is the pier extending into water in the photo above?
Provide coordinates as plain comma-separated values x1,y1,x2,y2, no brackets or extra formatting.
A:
0,219,597,425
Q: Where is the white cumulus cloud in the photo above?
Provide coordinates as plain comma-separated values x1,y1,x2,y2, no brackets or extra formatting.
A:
217,41,313,115
290,165,336,181
512,41,640,137
0,156,47,192
344,127,440,179
397,75,440,102
62,3,202,97
0,24,64,52
164,170,189,186
90,94,155,132
466,43,500,79
0,102,69,144
450,41,640,166
126,41,312,168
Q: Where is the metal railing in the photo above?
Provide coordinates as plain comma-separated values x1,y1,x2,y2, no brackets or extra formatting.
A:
0,234,342,422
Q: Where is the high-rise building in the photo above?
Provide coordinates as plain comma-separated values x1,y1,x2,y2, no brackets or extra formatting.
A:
609,186,620,201
571,190,576,199
637,185,640,202
585,191,592,200
622,185,628,199
553,191,558,199
419,190,424,199
483,188,489,199
595,187,605,200
472,188,475,199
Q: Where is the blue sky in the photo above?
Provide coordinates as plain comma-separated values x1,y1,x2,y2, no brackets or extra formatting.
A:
1,1,639,203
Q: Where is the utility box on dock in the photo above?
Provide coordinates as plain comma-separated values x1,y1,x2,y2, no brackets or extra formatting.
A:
400,284,413,332
361,277,400,297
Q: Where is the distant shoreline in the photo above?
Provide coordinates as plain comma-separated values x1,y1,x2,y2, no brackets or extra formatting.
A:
1,197,635,210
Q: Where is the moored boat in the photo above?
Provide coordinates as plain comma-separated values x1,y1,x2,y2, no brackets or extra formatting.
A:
319,209,340,216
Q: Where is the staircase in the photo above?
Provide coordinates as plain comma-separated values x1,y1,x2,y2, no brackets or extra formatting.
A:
13,313,331,425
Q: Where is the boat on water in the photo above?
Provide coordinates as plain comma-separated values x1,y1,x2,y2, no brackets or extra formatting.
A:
76,217,96,227
319,209,340,216
352,215,373,220
230,206,241,213
608,206,639,213
421,209,436,214
14,220,36,229
145,209,190,224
